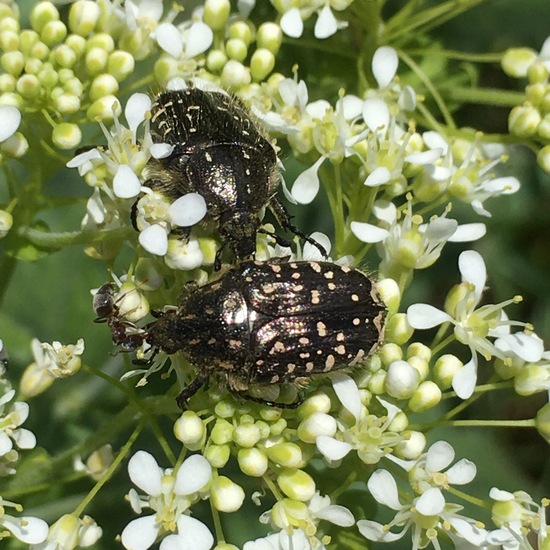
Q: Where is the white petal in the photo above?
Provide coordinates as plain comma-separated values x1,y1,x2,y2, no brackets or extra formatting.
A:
373,200,397,224
367,470,402,510
422,217,458,242
138,0,163,22
305,99,331,119
350,221,389,243
314,5,338,39
280,8,303,38
471,199,491,217
166,515,214,550
0,105,21,142
452,356,477,399
372,46,398,87
316,435,352,461
331,373,361,422
357,520,404,542
121,515,159,550
496,332,544,362
12,400,29,423
302,231,331,259
405,149,443,165
364,167,390,187
3,515,48,544
0,432,13,455
398,85,417,110
458,250,486,292
482,176,520,195
426,440,455,473
168,193,207,226
156,22,183,57
174,454,212,495
128,451,162,496
423,131,449,153
338,95,363,120
447,223,486,242
291,157,325,204
12,428,36,450
139,224,169,256
362,99,389,133
489,487,514,501
415,487,445,515
448,517,488,546
125,93,152,134
185,22,213,58
446,458,477,485
407,304,451,329
424,164,452,181
113,164,142,199
150,143,175,159
314,504,355,526
66,148,102,168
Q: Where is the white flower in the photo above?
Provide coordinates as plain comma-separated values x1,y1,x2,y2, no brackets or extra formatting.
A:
244,529,323,550
121,450,213,550
30,514,102,550
0,389,37,456
155,20,213,59
0,105,21,143
407,250,536,399
0,496,48,545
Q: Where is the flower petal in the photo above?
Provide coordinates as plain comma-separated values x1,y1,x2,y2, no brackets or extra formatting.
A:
174,454,212,495
121,515,159,550
367,470,401,510
372,46,398,87
407,304,452,329
128,451,162,496
291,156,325,204
185,22,214,58
167,515,214,550
446,458,477,485
316,435,353,461
416,487,445,515
156,22,183,57
364,167,390,187
0,105,21,142
139,224,169,256
362,99,389,133
350,221,389,243
458,250,486,293
168,193,207,226
426,440,455,473
314,504,355,526
331,373,361,422
280,7,303,38
150,143,175,159
3,515,48,544
125,93,152,134
452,356,477,399
314,5,337,39
448,223,486,242
357,520,404,542
113,164,142,199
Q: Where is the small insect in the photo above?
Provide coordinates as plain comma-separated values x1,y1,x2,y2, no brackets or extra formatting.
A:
144,86,325,267
98,261,385,409
93,283,144,351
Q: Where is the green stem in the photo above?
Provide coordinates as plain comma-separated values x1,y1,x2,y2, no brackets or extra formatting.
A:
446,87,524,107
430,419,536,428
210,497,226,544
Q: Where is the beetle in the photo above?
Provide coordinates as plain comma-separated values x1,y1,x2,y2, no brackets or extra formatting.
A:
99,260,386,408
144,86,325,267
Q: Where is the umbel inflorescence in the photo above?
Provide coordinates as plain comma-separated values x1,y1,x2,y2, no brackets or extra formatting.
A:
0,1,549,549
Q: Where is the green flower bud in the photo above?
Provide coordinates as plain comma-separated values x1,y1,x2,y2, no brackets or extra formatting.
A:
204,0,231,31
514,364,548,396
526,83,546,107
25,58,43,75
31,41,50,61
0,74,15,92
269,418,287,436
0,16,19,33
52,91,80,114
87,33,115,52
366,370,386,395
394,430,426,460
134,259,164,291
86,46,108,74
379,342,403,367
492,497,525,527
1,132,29,158
0,30,19,52
0,210,13,239
508,103,541,138
255,420,271,440
63,77,83,96
19,30,39,55
297,412,337,443
407,342,432,362
205,444,231,468
238,447,268,476
541,91,550,114
501,47,537,78
527,61,549,85
211,476,245,512
408,356,429,381
537,114,550,140
107,50,135,82
259,407,282,422
211,418,234,444
69,0,101,36
257,22,283,54
250,48,275,82
154,55,179,84
385,360,420,399
52,122,82,149
20,361,55,398
385,312,413,346
214,399,236,418
89,73,119,101
227,21,253,46
66,34,87,59
266,442,304,468
52,44,77,68
233,422,261,448
86,94,120,121
173,410,205,446
30,1,60,34
226,38,248,62
376,278,401,314
41,20,67,47
214,544,240,550
535,402,550,443
387,410,409,432
16,74,41,98
433,354,462,389
195,237,217,266
537,145,550,173
277,469,316,501
408,381,442,412
117,281,149,322
2,51,25,76
297,392,331,417
271,499,308,530
220,60,251,89
206,49,228,73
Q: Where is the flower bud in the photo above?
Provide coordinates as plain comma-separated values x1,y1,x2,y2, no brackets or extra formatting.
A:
211,476,245,512
277,469,316,501
204,444,230,468
204,0,231,31
117,282,149,322
407,342,432,362
508,104,541,138
376,278,400,313
52,122,82,149
206,49,228,73
30,2,60,34
226,38,247,62
85,46,108,74
2,51,25,76
537,145,550,173
211,418,234,445
16,74,40,98
0,30,19,51
394,430,427,460
238,448,268,476
41,20,67,47
1,132,29,158
89,73,119,101
408,381,442,412
535,402,550,443
221,60,251,89
501,47,537,78
250,48,275,81
266,442,304,468
297,412,337,443
537,114,550,140
269,418,287,436
0,210,13,238
408,356,429,381
385,360,420,399
174,410,205,446
0,74,16,93
257,22,283,54
514,364,549,396
297,392,332,417
69,1,101,36
233,422,262,448
20,362,55,398
433,354,462,389
214,400,236,419
271,499,308,530
165,236,204,270
86,94,121,121
385,312,413,345
107,50,135,82
379,342,403,367
227,21,253,46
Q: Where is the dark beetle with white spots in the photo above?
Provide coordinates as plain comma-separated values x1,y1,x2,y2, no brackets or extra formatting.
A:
100,260,386,408
146,86,325,266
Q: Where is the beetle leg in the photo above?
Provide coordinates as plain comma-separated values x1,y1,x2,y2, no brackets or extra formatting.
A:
176,372,210,409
